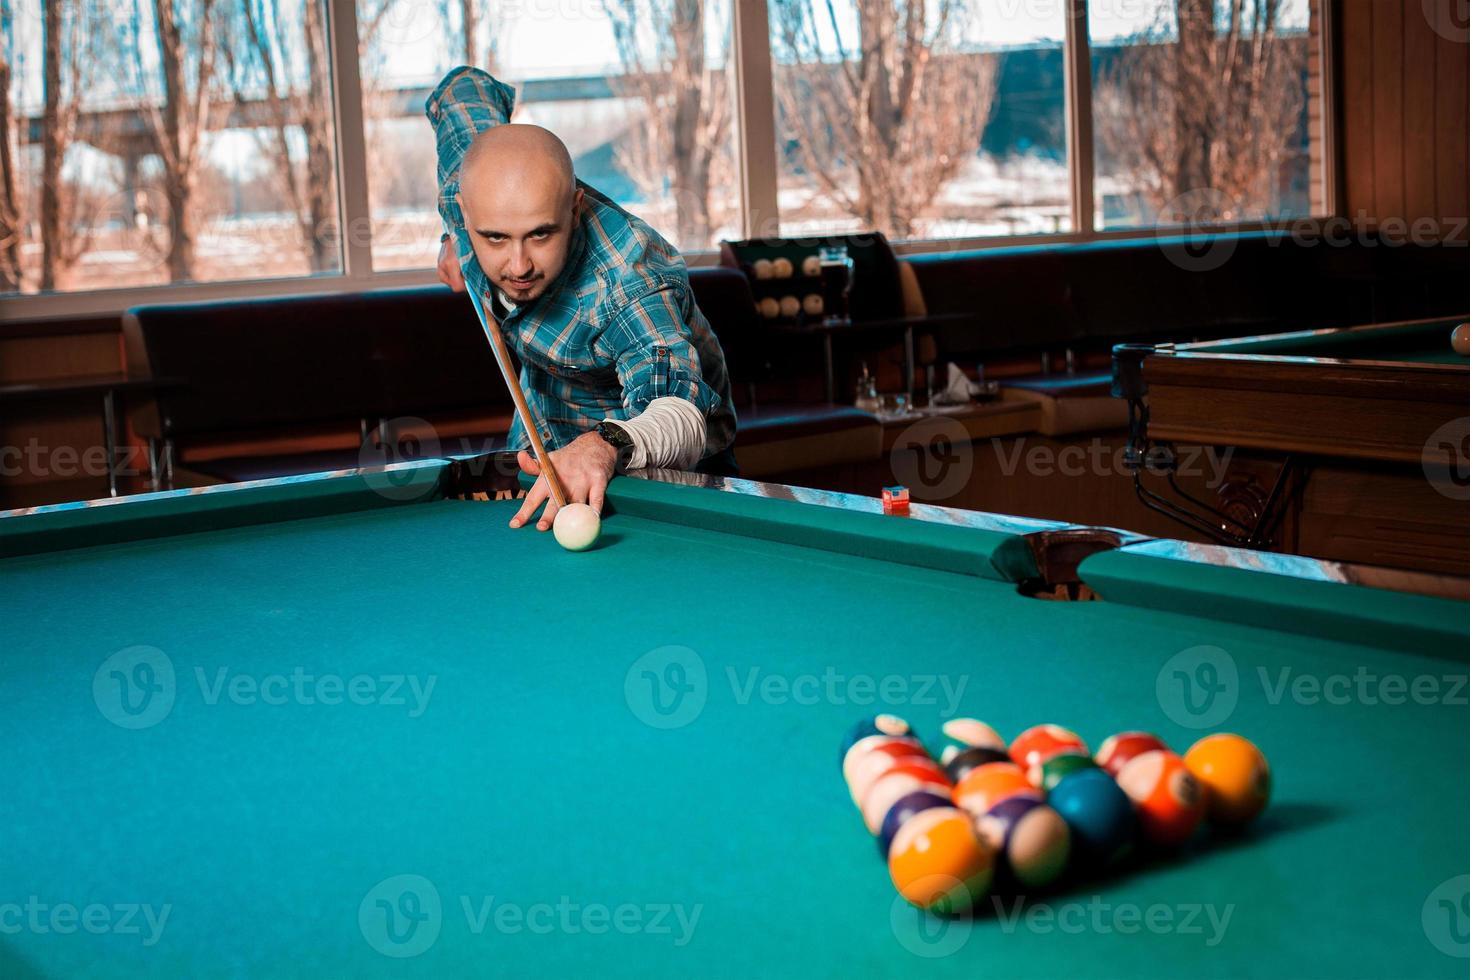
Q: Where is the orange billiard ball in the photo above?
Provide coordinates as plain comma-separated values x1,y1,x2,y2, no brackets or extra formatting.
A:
1452,323,1470,356
952,761,1040,817
888,807,996,913
1184,733,1271,827
1115,749,1206,847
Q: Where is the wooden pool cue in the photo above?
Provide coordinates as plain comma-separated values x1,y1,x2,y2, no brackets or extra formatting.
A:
464,284,570,510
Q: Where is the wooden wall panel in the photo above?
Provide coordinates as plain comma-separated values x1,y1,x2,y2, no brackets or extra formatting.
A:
1340,0,1470,239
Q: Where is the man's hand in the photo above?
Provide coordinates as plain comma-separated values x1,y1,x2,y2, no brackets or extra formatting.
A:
510,431,618,530
437,235,466,293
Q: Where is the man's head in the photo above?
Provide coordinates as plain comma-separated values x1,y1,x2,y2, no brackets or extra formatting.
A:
456,124,584,304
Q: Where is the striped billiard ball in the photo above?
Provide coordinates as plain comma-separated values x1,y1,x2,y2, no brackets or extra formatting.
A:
840,714,913,764
1009,724,1088,769
1029,751,1097,792
941,717,1006,751
977,795,1072,889
862,761,952,834
1094,731,1169,777
846,738,931,804
1115,750,1206,847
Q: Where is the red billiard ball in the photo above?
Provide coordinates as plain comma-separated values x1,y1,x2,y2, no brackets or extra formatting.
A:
846,738,930,804
1009,724,1088,769
1115,750,1206,847
1094,731,1170,777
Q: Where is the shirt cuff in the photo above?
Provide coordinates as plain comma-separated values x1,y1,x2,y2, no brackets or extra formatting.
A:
606,397,707,471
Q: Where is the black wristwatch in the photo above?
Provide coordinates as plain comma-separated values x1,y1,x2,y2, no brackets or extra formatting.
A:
595,420,635,470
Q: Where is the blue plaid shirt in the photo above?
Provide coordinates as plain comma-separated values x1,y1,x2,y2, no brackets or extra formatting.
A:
426,67,736,457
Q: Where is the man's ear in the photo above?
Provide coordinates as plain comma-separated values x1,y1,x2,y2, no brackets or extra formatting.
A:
572,187,585,219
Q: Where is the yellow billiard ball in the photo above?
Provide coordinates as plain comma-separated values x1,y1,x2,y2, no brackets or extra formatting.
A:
1183,733,1271,827
1452,323,1470,356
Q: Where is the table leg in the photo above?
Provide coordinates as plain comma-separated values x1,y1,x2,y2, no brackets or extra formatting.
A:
102,390,119,498
823,334,835,404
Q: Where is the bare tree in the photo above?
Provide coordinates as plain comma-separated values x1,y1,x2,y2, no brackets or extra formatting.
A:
38,1,103,290
125,0,220,282
1095,0,1305,221
769,0,998,238
450,0,498,70
222,0,338,272
603,0,733,246
0,0,21,290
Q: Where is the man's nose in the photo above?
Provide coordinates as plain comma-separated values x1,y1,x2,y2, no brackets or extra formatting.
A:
506,246,533,278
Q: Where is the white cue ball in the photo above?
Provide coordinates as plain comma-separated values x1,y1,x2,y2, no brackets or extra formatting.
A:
553,503,601,552
758,297,781,319
771,257,794,279
801,254,822,277
752,258,774,280
1452,323,1470,356
802,293,824,316
779,295,801,318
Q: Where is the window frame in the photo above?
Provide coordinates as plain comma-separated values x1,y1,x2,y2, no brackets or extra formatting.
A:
0,0,1334,321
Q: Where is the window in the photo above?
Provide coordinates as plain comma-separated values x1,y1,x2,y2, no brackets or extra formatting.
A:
1089,0,1316,229
356,0,740,268
767,0,1071,241
0,0,342,295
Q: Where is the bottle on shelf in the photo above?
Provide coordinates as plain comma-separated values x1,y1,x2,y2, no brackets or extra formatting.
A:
854,362,880,414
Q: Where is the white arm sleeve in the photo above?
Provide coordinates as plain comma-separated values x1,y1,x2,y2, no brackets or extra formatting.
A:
605,397,707,471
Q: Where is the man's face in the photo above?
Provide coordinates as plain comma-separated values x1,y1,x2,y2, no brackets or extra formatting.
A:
457,183,583,305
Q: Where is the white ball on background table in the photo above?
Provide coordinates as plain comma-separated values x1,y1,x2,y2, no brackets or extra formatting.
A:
779,295,801,318
553,503,601,552
752,258,774,280
758,297,781,319
771,257,794,279
802,293,824,316
1453,322,1470,356
802,254,822,277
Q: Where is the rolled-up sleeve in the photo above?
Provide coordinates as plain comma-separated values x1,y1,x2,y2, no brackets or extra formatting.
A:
600,287,720,418
425,66,518,297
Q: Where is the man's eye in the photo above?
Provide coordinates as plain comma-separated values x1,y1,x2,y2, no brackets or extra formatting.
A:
531,231,551,240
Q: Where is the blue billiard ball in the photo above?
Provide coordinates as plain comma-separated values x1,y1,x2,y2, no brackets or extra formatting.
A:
877,789,953,858
1047,768,1137,871
839,714,914,766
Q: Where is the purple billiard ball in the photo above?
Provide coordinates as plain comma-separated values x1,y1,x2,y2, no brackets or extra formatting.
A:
877,789,953,858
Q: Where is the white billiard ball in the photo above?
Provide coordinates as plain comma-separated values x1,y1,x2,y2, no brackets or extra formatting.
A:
801,254,822,277
553,503,601,552
802,293,824,316
771,257,794,279
758,297,781,319
779,295,801,318
1452,323,1470,356
752,259,774,280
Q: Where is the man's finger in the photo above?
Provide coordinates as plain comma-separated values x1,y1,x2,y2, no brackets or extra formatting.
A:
588,481,607,516
511,477,548,529
518,449,541,476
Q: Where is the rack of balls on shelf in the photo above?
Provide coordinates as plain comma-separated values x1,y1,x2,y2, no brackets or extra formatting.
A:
747,253,828,322
841,715,1271,915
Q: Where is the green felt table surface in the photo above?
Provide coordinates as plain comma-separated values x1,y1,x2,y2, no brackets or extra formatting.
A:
1205,317,1470,365
1,473,1467,978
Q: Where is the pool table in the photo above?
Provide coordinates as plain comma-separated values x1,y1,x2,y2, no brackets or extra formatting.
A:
2,454,1468,978
1113,314,1470,575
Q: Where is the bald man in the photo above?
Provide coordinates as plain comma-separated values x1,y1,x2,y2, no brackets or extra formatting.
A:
426,67,737,531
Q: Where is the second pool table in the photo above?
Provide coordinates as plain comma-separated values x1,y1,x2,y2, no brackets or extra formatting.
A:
1,455,1467,978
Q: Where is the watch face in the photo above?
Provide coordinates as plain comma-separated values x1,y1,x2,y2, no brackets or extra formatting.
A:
598,423,633,449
